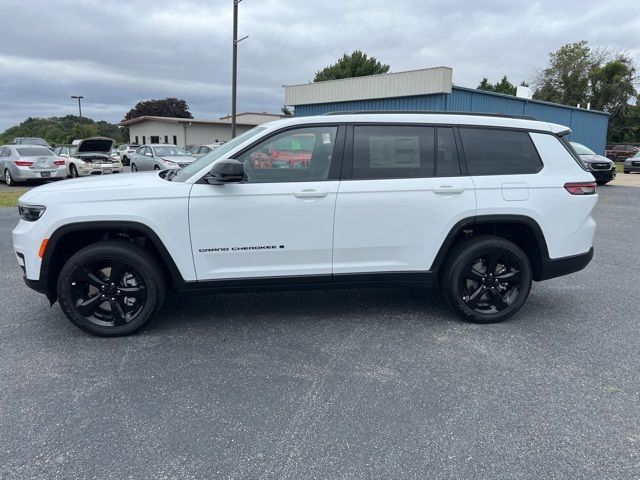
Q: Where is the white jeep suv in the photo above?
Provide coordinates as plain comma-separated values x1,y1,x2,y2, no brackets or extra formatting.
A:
12,113,597,336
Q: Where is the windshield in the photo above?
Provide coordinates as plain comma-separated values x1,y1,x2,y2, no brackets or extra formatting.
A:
172,127,267,182
154,146,188,157
570,142,596,156
16,146,53,156
70,146,78,156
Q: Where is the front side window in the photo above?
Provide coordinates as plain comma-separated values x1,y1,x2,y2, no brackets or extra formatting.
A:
353,125,435,179
236,126,338,183
459,128,542,176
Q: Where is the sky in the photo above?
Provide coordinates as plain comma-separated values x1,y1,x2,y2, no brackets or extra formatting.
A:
1,0,639,132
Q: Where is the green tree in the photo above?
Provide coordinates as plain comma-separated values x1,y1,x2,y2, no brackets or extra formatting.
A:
533,41,593,106
123,98,193,121
281,105,293,116
476,76,518,95
314,50,390,82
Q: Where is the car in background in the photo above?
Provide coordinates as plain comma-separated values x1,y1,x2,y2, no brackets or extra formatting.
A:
11,137,50,148
129,144,196,171
115,144,140,166
188,144,222,159
623,152,640,174
570,141,616,185
248,132,315,169
0,144,66,186
53,137,123,178
605,144,639,161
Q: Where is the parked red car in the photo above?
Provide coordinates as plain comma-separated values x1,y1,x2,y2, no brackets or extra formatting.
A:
249,134,315,169
605,144,640,161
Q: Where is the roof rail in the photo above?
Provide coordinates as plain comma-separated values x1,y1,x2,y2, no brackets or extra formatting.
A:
323,110,537,121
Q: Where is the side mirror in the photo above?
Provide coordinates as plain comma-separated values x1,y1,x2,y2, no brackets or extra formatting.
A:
145,152,153,157
206,159,244,185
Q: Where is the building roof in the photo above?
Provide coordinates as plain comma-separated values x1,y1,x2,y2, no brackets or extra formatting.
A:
118,114,268,127
218,112,288,121
284,67,453,106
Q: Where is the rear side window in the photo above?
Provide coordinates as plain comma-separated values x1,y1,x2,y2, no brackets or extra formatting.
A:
436,127,461,176
353,125,435,179
459,128,542,175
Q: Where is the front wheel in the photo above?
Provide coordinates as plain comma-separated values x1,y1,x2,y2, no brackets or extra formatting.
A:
131,163,138,172
440,235,532,324
122,156,129,166
624,170,630,174
57,240,165,336
153,165,160,171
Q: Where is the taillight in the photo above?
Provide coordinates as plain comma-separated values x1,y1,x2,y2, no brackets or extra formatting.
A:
564,182,597,195
14,160,33,166
54,160,65,166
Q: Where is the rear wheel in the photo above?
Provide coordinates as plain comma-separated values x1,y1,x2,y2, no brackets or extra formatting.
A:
131,163,138,172
57,240,165,336
4,169,16,186
440,235,532,323
69,164,79,178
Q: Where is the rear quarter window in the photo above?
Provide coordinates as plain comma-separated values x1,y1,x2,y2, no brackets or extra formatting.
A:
459,128,542,176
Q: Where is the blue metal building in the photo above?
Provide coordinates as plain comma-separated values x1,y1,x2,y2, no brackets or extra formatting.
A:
285,67,609,154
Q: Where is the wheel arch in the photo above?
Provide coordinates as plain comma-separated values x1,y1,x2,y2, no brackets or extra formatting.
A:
432,215,550,282
40,221,185,304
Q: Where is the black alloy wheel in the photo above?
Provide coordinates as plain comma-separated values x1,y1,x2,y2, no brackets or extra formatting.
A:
57,240,165,336
440,235,532,323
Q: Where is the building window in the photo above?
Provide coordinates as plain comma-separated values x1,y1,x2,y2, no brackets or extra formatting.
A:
142,136,146,145
150,136,160,144
135,136,139,144
173,135,177,145
164,135,169,143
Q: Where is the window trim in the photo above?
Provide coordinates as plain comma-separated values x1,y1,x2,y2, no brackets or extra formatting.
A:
226,123,346,184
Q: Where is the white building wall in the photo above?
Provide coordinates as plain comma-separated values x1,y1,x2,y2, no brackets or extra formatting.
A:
285,67,453,106
128,121,253,147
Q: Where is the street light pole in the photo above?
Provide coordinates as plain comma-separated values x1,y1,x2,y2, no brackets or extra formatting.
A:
231,0,248,138
71,95,84,138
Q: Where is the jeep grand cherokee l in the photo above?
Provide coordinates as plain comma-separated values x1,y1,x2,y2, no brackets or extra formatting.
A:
13,113,597,336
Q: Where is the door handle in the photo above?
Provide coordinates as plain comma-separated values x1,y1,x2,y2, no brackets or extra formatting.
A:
294,189,328,198
433,186,465,195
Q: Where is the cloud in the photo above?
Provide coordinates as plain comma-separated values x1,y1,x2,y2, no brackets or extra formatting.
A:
0,0,639,131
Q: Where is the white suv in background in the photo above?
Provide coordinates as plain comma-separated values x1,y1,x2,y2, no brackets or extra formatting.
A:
12,113,597,336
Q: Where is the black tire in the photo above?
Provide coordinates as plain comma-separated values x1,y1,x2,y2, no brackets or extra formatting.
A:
131,163,138,172
122,156,129,166
69,164,79,178
153,165,160,171
439,235,532,324
624,170,630,174
596,180,607,185
57,240,165,336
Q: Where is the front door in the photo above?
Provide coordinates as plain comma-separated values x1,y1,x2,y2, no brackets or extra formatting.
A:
189,124,344,281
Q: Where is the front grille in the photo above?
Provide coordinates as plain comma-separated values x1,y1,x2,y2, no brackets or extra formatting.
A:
633,161,640,167
591,163,611,170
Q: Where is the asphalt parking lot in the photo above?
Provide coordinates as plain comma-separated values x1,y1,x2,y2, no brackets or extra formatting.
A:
1,184,639,479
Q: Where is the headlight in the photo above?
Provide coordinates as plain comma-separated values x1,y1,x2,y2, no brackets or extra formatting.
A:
581,161,591,170
18,203,46,222
161,159,177,167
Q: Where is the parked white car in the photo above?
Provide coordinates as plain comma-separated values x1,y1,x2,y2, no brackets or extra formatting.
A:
115,144,140,166
52,138,123,178
13,113,597,336
188,144,222,159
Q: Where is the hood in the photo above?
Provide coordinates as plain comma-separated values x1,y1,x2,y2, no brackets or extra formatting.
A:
18,171,191,208
579,154,613,164
76,137,115,154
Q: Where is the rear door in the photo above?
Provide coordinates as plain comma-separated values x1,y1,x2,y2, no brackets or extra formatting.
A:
332,124,476,275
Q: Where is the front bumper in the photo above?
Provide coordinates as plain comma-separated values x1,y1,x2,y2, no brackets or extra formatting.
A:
623,161,640,172
78,164,124,176
590,169,616,182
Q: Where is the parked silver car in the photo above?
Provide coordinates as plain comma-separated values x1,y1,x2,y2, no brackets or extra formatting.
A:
623,151,640,174
129,144,196,171
188,144,222,159
0,145,67,186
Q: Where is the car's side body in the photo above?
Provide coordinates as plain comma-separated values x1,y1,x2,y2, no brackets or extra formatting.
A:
15,113,596,305
189,144,221,159
1,145,67,185
606,144,639,161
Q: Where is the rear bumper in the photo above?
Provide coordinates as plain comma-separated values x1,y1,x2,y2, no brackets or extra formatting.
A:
12,168,67,181
538,247,594,281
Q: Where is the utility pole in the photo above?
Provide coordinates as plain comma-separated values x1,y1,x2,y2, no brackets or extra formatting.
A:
71,95,84,138
231,0,248,138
